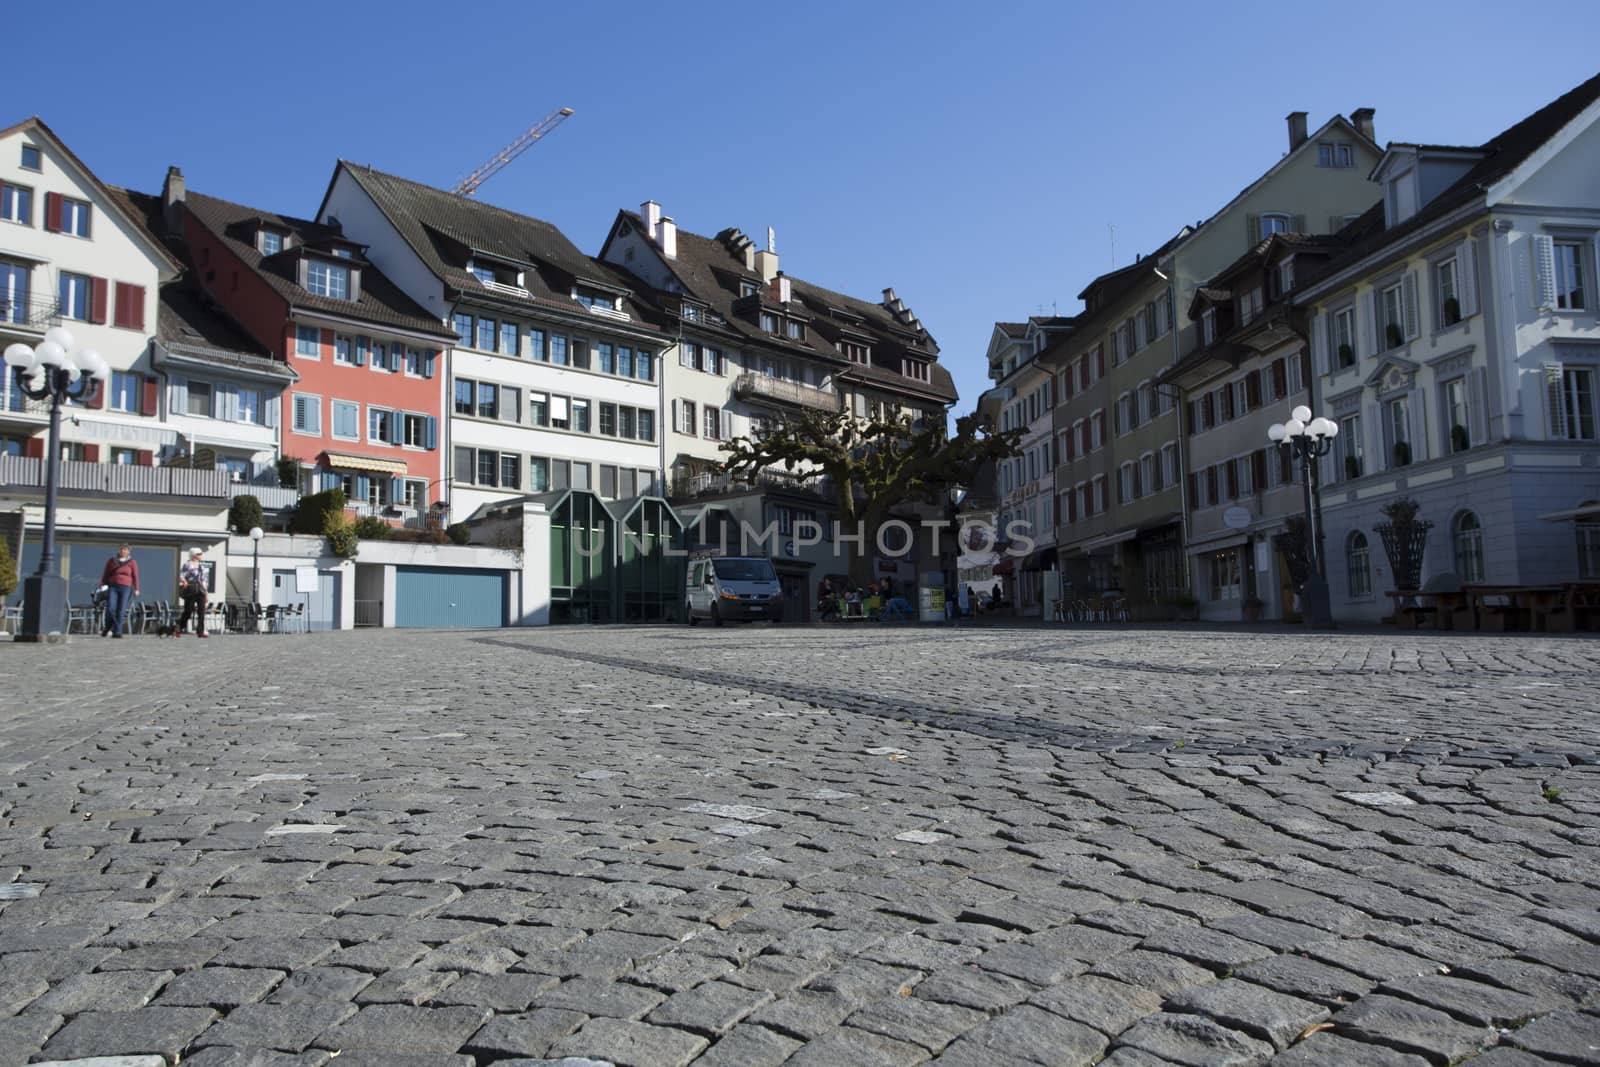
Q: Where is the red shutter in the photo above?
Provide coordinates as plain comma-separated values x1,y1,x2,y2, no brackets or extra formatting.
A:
1246,371,1261,409
89,278,108,324
1188,473,1199,506
1252,450,1267,490
44,192,63,233
1095,350,1106,378
113,282,146,330
140,375,159,416
1065,432,1076,461
24,437,44,459
83,444,101,463
135,449,154,467
89,376,106,409
1207,467,1219,500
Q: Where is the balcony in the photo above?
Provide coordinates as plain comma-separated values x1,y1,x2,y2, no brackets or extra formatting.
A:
733,372,842,413
0,456,232,498
668,465,834,504
0,296,61,335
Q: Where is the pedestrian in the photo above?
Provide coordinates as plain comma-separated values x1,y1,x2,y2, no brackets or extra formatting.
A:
961,583,974,618
991,580,1003,606
176,547,209,638
98,543,140,638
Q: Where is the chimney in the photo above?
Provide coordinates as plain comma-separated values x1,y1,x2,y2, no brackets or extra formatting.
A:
640,200,661,241
658,216,677,259
881,287,897,307
1286,111,1308,151
743,243,756,272
754,247,778,283
1351,107,1376,144
162,165,186,237
769,272,791,304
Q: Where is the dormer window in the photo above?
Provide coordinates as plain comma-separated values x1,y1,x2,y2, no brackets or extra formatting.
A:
1201,308,1216,345
574,287,620,312
840,341,869,364
760,311,777,333
260,229,284,255
330,247,354,259
740,281,759,297
470,264,494,284
1238,286,1263,326
1386,168,1418,226
683,304,702,323
306,259,350,300
786,320,804,340
903,359,930,382
1277,259,1294,295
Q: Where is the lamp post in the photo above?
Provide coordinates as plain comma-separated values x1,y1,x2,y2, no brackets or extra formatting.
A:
1268,404,1338,629
4,329,109,642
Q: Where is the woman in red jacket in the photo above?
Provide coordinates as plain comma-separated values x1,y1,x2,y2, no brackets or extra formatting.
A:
99,544,140,638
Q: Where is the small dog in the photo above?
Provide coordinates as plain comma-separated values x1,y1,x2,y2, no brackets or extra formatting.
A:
153,623,180,637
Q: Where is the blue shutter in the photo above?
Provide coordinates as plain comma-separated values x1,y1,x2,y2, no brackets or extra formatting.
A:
423,350,436,379
390,345,403,372
354,474,370,500
390,476,403,504
321,470,339,492
424,415,438,450
355,336,367,366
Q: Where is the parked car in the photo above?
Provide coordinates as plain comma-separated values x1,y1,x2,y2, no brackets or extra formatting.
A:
686,556,783,626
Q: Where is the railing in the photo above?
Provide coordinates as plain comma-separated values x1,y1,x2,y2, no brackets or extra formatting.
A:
669,466,833,503
0,456,232,497
733,372,842,412
0,296,61,332
482,278,531,299
353,600,383,628
231,484,300,509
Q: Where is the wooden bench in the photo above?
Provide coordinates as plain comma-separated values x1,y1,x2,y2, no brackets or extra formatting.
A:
1386,590,1437,629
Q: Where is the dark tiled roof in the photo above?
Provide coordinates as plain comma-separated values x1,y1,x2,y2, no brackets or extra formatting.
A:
181,189,453,338
1307,71,1600,288
338,165,660,331
997,321,1028,337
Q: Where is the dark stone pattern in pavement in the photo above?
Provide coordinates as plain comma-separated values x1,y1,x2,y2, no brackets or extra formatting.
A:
1,625,1599,1065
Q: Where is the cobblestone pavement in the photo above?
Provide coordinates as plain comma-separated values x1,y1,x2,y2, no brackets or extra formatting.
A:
3,624,1600,1066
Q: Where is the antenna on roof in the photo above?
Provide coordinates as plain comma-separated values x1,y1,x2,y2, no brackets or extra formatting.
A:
453,107,575,197
1108,223,1116,269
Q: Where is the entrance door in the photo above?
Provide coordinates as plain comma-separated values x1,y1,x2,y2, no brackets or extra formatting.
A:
778,572,808,623
272,569,341,631
395,566,507,629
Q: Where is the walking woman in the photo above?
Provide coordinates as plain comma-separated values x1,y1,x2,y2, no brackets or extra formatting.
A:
176,547,209,638
99,544,140,638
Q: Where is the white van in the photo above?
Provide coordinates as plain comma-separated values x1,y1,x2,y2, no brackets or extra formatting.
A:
686,556,784,625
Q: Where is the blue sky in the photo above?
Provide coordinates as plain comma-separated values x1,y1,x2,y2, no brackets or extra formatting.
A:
15,1,1599,414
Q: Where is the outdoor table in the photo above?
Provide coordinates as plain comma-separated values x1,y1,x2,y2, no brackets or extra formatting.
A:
1461,584,1566,632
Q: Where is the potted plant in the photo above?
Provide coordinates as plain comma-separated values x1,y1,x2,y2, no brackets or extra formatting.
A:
1242,595,1264,622
1344,455,1362,480
1376,497,1432,594
1337,342,1354,367
1392,440,1412,467
1441,297,1461,326
1451,424,1470,453
1386,322,1405,349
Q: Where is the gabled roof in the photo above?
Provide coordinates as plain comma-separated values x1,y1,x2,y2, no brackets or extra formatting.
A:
181,189,453,338
1302,71,1600,295
996,321,1028,338
329,164,659,330
1,116,183,275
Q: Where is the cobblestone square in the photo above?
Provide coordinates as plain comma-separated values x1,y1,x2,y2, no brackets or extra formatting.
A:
2,624,1599,1065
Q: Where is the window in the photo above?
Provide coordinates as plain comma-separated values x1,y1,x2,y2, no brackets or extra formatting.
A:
786,319,804,339
454,313,472,346
185,380,212,417
1555,241,1587,311
292,393,321,434
401,479,424,509
619,406,636,439
703,405,720,440
111,447,136,466
637,350,654,381
476,316,497,352
600,402,617,437
59,272,90,320
1209,548,1243,601
1333,307,1356,367
599,465,618,498
1317,142,1355,168
1453,511,1485,583
260,229,283,255
1436,258,1460,328
1339,414,1363,479
598,343,613,374
1577,505,1600,579
1347,532,1372,598
1381,282,1404,348
108,372,139,412
1140,454,1156,495
1260,213,1290,239
760,312,776,333
1287,351,1304,395
20,144,40,171
617,347,633,378
572,399,589,433
678,399,696,436
550,335,568,365
1,183,31,225
60,197,91,237
501,385,521,423
528,328,546,360
368,407,394,444
1552,366,1598,441
403,413,428,448
477,449,499,487
476,382,498,421
530,392,549,427
529,457,549,493
296,325,320,357
500,321,519,356
334,335,354,365
1238,287,1264,326
842,341,869,364
402,347,421,376
454,378,475,416
332,400,359,439
306,260,349,299
1118,463,1134,504
500,453,521,491
1444,378,1470,453
1161,444,1179,490
1387,397,1411,467
1201,308,1215,346
638,409,654,442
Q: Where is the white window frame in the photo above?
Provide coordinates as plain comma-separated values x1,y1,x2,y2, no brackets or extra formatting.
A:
291,392,322,436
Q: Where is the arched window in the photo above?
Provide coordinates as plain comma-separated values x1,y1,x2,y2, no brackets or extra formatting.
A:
1347,530,1372,598
1577,502,1600,579
1453,510,1485,583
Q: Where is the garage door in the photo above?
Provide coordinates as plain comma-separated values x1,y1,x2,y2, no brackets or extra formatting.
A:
395,567,508,629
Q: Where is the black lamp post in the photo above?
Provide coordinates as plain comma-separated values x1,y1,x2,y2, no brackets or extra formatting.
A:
4,329,110,642
1268,404,1337,629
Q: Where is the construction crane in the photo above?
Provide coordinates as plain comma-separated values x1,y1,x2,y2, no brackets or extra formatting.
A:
452,107,574,197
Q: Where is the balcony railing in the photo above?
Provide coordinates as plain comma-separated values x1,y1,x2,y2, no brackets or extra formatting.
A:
0,456,232,497
669,466,834,503
230,483,300,509
733,372,843,412
0,296,61,333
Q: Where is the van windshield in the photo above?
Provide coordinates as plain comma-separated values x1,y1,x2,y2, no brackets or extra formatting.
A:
712,558,776,582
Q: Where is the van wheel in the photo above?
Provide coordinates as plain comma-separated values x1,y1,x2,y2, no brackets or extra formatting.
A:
687,603,698,626
711,604,723,627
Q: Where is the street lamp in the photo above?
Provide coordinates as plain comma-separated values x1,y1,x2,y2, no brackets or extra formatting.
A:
1268,404,1338,629
249,524,264,604
4,329,109,641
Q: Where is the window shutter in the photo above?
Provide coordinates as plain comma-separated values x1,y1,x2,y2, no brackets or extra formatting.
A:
1095,349,1105,378
1408,391,1428,463
1459,241,1479,319
167,375,185,413
1252,449,1267,490
390,345,403,372
89,376,106,409
1272,357,1286,398
1533,234,1558,310
1403,271,1419,340
1468,366,1489,446
265,395,279,428
89,277,108,324
1247,371,1261,409
1245,214,1259,245
44,192,62,232
1545,363,1567,438
354,337,367,366
1309,311,1326,375
721,409,733,440
1364,290,1380,356
423,350,437,379
670,399,679,434
1290,214,1306,234
135,449,153,467
113,283,145,330
140,375,159,416
425,415,438,450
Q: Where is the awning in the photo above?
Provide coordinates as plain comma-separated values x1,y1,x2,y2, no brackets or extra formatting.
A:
1082,528,1138,551
1538,504,1600,522
62,418,178,449
323,451,408,475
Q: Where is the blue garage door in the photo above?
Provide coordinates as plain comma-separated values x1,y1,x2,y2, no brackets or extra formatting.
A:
395,567,508,629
